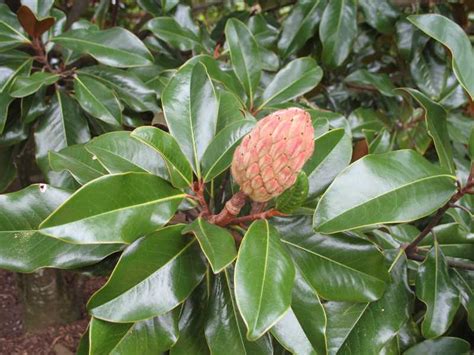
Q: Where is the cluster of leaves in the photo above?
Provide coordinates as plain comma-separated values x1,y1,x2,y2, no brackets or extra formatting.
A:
0,0,473,353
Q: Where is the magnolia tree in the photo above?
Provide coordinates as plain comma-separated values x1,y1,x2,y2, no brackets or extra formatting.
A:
0,0,473,353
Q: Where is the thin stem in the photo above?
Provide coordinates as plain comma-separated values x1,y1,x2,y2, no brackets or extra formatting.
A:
229,209,284,225
209,191,248,226
404,167,474,258
406,250,474,271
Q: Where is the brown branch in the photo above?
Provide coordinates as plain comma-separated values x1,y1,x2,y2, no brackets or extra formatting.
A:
193,180,211,217
209,191,248,226
406,251,474,271
229,209,285,225
404,167,474,257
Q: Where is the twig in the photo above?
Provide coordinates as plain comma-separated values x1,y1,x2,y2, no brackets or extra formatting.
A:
229,209,284,225
406,250,474,271
111,0,120,27
404,167,474,258
193,180,211,217
209,191,248,226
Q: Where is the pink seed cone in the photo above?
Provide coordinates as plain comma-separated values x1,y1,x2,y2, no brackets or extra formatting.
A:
231,107,314,202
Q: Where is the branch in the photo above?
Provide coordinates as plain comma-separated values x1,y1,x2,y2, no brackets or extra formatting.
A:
405,167,474,256
209,191,248,226
229,209,285,225
406,250,474,271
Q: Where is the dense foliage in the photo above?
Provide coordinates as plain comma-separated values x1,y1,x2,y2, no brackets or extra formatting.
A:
0,0,473,353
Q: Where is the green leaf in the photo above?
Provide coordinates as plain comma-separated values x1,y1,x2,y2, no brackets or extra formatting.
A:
304,129,352,199
52,28,153,68
276,171,309,214
0,148,15,192
271,308,317,355
79,65,159,112
271,270,327,354
34,90,91,183
278,215,389,302
201,119,255,182
88,225,206,322
89,311,179,354
216,90,246,132
416,242,460,338
248,14,278,48
206,270,273,354
74,74,122,126
0,184,121,272
86,131,169,180
336,256,413,354
404,337,470,355
0,58,31,93
277,0,325,59
319,0,357,68
162,61,218,177
345,69,396,97
235,220,295,340
0,4,30,52
10,72,59,98
49,144,107,185
171,284,210,354
131,126,194,188
359,0,399,34
325,302,367,355
408,14,474,99
399,88,455,174
452,269,474,331
259,57,322,110
183,217,237,274
143,17,202,51
21,0,54,17
314,150,456,234
225,18,261,108
40,173,185,244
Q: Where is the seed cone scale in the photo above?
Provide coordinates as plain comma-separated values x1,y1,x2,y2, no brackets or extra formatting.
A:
231,107,315,202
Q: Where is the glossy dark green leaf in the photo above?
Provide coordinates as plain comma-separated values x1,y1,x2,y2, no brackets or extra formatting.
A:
304,128,352,200
279,215,389,302
0,57,31,93
49,144,107,185
89,311,179,354
52,28,153,68
225,18,261,107
183,218,237,273
416,242,460,338
319,0,357,68
34,90,91,183
271,270,327,354
403,337,470,355
201,119,255,182
347,108,384,139
314,150,456,234
74,74,122,126
399,88,455,174
9,71,59,98
277,0,325,59
0,148,15,192
408,14,474,99
359,0,399,34
452,269,474,330
0,4,30,51
79,65,159,112
88,225,206,322
144,17,202,51
345,69,396,97
131,126,194,188
86,131,169,180
171,284,209,355
336,256,413,353
206,270,273,354
324,302,367,355
216,90,246,132
40,173,185,244
276,172,309,214
259,57,322,110
162,61,218,176
0,184,121,272
235,220,295,340
248,14,278,48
